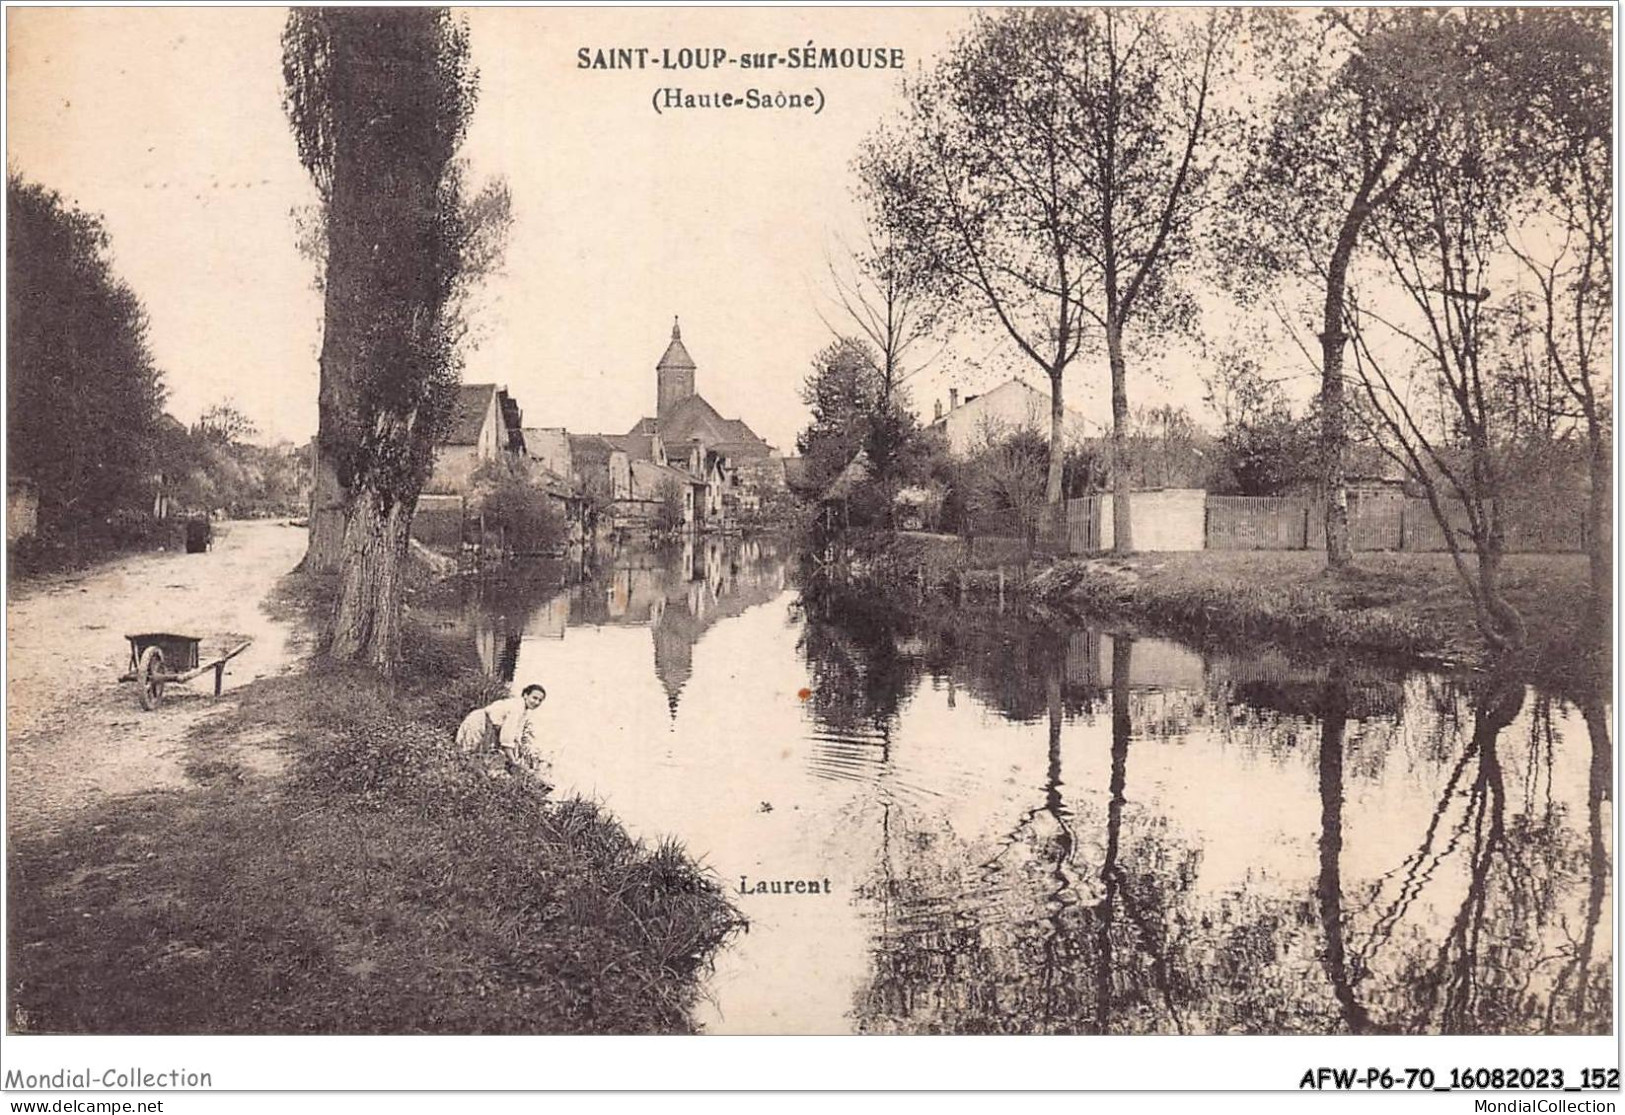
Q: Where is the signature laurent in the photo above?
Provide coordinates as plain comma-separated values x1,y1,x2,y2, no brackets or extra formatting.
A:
738,876,832,896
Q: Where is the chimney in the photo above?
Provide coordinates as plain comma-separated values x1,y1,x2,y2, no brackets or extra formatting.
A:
934,399,943,421
949,388,959,411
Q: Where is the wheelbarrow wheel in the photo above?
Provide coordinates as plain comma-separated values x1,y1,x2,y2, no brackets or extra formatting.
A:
137,646,166,710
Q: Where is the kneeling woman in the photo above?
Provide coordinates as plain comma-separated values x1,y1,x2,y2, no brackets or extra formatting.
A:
456,683,548,777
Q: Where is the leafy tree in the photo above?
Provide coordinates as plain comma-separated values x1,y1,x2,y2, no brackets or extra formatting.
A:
1052,9,1233,550
1492,8,1612,618
1203,354,1318,495
961,419,1051,555
859,9,1095,511
1118,405,1210,490
477,466,565,557
796,336,926,528
283,9,509,670
796,337,885,492
1232,10,1453,570
7,174,165,548
1215,413,1318,496
864,9,1232,553
192,401,258,447
654,475,686,536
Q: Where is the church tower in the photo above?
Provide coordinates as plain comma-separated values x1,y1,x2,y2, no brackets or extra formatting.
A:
657,316,697,420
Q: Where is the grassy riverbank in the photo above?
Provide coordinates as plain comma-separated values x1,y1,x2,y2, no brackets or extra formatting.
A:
839,532,1605,692
9,572,743,1034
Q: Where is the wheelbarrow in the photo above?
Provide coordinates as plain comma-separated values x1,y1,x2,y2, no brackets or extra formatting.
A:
118,633,252,711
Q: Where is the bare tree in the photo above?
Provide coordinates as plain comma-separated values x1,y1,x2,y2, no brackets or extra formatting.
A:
1055,8,1233,552
1344,38,1528,652
1494,9,1612,618
859,9,1095,511
1233,11,1450,571
819,231,941,525
820,228,941,403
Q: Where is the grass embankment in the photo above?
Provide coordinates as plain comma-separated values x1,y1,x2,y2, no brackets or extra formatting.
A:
9,573,743,1034
857,533,1603,692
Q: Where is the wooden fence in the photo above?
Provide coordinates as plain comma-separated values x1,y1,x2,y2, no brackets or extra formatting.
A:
1205,496,1312,550
1065,495,1106,554
1206,494,1585,553
1061,491,1588,554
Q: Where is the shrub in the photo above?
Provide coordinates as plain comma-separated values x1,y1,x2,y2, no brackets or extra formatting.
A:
478,472,566,555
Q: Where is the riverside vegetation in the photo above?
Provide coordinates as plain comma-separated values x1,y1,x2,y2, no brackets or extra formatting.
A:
8,569,744,1034
814,531,1606,698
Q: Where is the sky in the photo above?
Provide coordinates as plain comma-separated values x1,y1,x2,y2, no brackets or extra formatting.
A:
7,7,1297,452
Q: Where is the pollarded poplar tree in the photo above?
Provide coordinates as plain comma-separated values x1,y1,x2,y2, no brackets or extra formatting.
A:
283,9,508,670
1231,10,1452,571
859,8,1095,512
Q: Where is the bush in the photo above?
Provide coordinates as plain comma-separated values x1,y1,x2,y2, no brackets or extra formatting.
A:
653,476,686,535
478,472,566,555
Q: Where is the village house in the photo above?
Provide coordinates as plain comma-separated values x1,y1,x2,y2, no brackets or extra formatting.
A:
522,426,571,479
425,383,526,494
928,378,1090,456
416,384,602,553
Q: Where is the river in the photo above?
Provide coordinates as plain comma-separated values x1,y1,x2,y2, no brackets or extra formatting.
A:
432,537,1612,1035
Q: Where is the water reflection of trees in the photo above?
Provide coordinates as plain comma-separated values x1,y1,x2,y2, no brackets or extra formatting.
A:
853,636,1210,1034
1322,671,1610,1034
804,596,1610,1035
795,586,923,740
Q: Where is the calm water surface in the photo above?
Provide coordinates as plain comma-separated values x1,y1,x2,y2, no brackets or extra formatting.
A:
438,539,1612,1035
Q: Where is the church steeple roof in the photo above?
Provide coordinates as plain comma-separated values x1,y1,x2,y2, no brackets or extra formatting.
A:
658,316,696,371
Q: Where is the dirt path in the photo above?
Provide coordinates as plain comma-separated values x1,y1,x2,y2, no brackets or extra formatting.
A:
6,520,310,840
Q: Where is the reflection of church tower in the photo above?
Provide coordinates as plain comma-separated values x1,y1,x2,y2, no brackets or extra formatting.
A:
657,316,697,419
652,613,697,721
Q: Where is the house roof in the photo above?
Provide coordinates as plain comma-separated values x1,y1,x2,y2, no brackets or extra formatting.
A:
630,458,701,501
445,384,500,446
531,468,579,500
657,318,696,371
605,433,660,462
930,377,1089,437
658,393,772,454
498,394,525,451
713,438,773,461
568,434,619,465
823,451,870,501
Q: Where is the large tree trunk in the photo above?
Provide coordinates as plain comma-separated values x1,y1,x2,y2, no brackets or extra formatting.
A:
1108,320,1133,553
1319,326,1352,573
1474,542,1526,654
329,487,411,672
304,181,362,574
304,449,348,573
